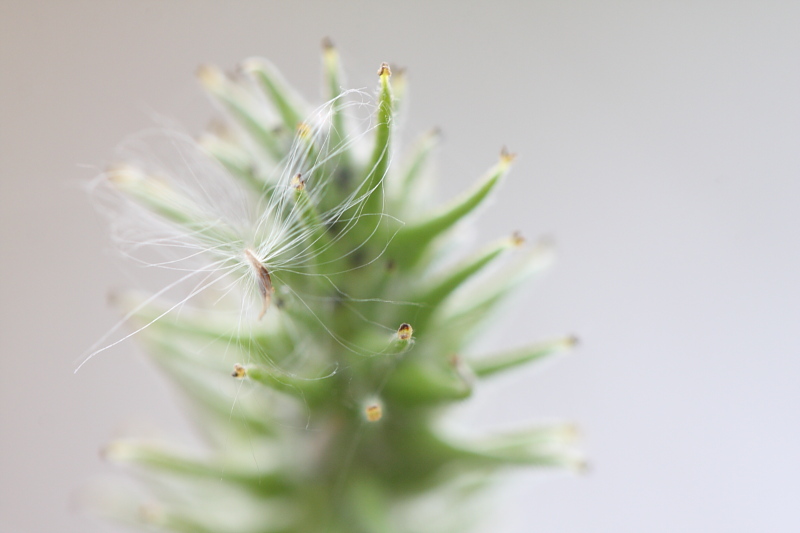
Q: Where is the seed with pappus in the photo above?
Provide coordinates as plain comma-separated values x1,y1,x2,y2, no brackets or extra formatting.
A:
85,39,583,533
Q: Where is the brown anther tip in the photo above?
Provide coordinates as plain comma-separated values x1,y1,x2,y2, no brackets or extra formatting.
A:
290,173,306,191
322,36,335,50
565,335,580,347
378,62,391,77
510,231,525,247
397,323,413,341
500,146,517,164
232,363,247,379
365,403,383,422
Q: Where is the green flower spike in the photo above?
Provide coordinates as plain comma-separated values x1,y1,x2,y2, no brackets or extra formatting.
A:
89,40,583,533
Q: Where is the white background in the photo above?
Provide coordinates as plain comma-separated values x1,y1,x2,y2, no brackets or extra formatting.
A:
2,1,799,532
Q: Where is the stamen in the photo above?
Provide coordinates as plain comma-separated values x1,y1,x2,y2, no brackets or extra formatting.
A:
290,173,306,191
231,363,247,379
499,146,516,165
296,122,312,140
365,402,383,422
397,323,413,341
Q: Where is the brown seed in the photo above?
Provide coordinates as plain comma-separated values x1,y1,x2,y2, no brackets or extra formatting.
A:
244,249,273,320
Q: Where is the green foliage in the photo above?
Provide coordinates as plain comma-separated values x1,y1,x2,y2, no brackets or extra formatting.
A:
93,43,581,533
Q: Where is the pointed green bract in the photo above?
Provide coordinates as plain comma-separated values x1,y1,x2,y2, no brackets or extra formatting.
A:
388,151,515,268
197,64,286,160
233,363,331,403
321,39,355,180
93,46,581,533
391,127,440,212
471,336,578,378
410,233,523,331
105,440,291,495
243,58,309,134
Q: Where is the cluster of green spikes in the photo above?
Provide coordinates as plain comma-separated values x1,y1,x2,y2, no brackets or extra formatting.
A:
94,41,581,533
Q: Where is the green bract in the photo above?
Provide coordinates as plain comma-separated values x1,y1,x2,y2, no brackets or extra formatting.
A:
93,42,581,533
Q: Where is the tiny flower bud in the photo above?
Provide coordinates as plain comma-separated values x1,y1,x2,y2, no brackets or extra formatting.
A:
377,62,391,77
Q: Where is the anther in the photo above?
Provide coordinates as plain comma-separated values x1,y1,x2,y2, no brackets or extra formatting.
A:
290,173,306,191
510,231,525,247
397,323,413,341
563,335,580,348
231,363,247,378
377,62,391,77
499,146,516,164
365,403,383,422
296,122,312,139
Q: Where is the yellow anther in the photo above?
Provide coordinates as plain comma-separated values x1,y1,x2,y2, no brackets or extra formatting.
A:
499,146,516,165
397,323,413,341
377,62,391,77
231,363,247,379
563,335,580,348
510,231,525,247
290,173,306,191
296,122,312,139
365,403,383,422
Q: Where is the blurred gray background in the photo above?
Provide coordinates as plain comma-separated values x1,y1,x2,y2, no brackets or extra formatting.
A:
2,1,799,531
